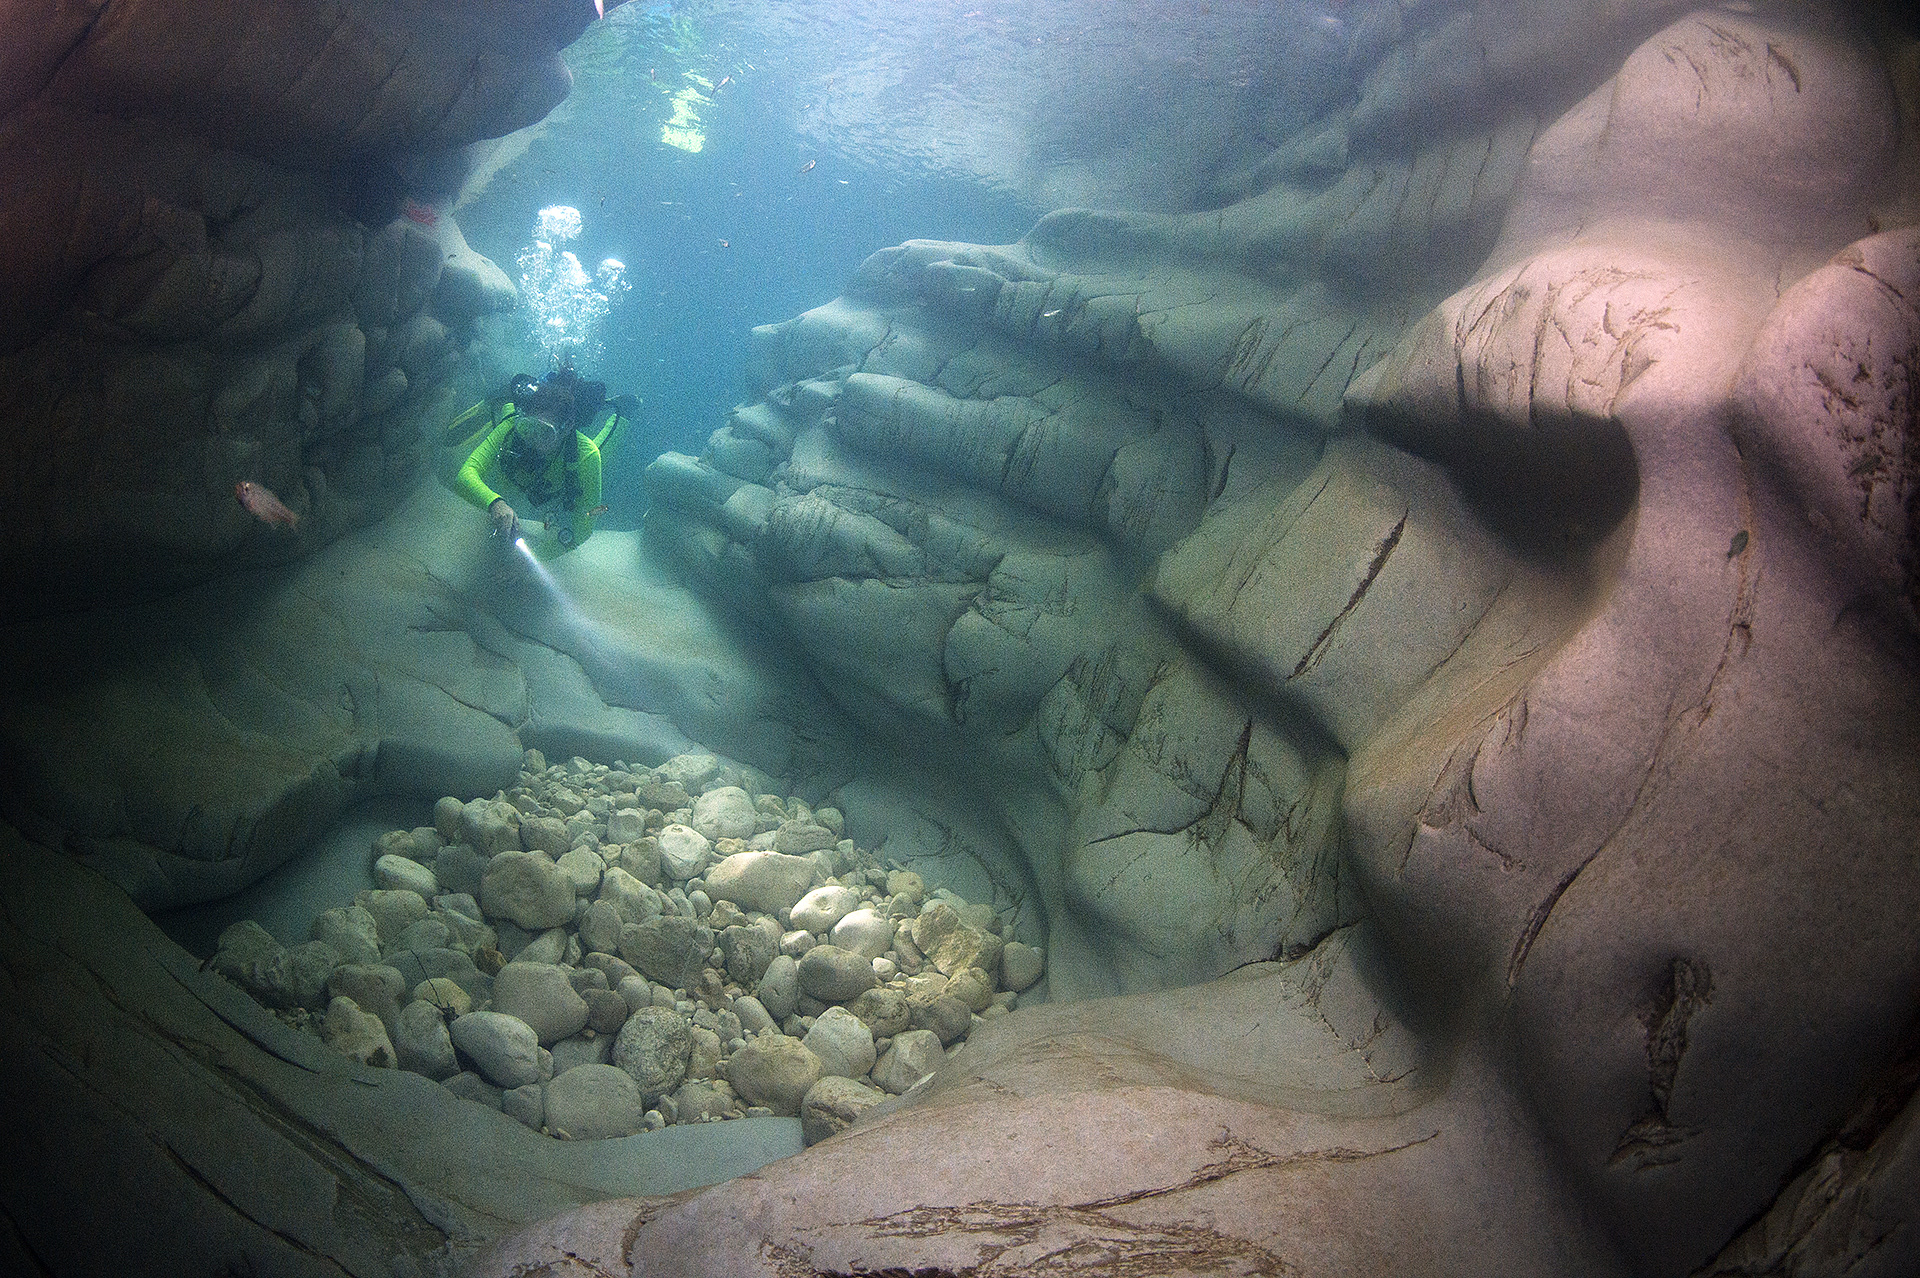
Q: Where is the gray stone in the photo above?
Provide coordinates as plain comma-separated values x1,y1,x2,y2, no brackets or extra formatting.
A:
871,1028,945,1095
490,962,590,1045
432,795,465,842
1001,941,1045,993
656,824,713,881
583,987,630,1035
450,1011,547,1089
727,1035,822,1116
690,786,757,841
432,904,495,954
597,866,662,924
772,821,838,855
480,851,576,930
210,920,294,1008
309,904,382,966
847,986,912,1038
613,1006,693,1104
946,966,995,1013
388,915,452,955
798,945,879,1003
392,999,459,1079
801,1075,887,1145
802,1006,877,1080
518,815,571,857
411,977,470,1016
912,994,973,1046
459,797,521,856
502,1083,544,1130
789,885,861,935
326,963,406,1029
734,994,777,1036
757,953,800,1020
654,753,720,790
555,846,604,894
433,844,487,899
549,1034,612,1075
373,853,438,899
284,940,341,1010
458,798,522,855
440,1070,501,1111
671,1080,733,1123
615,836,662,885
829,907,895,959
719,919,780,986
322,996,395,1069
705,851,819,917
544,1063,646,1140
516,927,570,967
619,915,715,988
385,948,485,1004
606,808,648,843
582,951,639,987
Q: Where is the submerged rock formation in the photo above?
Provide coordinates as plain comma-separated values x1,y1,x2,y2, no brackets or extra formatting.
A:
0,0,565,609
2,1,1918,1276
566,4,1917,1276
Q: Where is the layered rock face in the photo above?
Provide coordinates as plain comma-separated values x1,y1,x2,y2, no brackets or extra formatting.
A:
0,0,575,608
562,4,1920,1276
1,1,1918,1276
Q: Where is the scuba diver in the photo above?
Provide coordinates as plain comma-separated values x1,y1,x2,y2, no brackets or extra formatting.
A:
446,366,637,555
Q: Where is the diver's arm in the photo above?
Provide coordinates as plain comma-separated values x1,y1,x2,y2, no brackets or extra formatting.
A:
452,418,517,510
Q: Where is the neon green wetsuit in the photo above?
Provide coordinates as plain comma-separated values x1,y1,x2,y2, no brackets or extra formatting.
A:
453,403,620,553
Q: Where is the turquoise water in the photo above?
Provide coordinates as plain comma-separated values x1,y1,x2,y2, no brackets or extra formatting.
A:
454,4,1044,520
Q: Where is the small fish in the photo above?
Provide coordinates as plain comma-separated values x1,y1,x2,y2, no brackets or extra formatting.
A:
593,0,603,16
400,198,438,228
649,67,657,81
718,238,730,248
1041,308,1062,318
236,481,298,529
587,505,609,518
714,75,732,91
1726,529,1749,559
798,159,816,174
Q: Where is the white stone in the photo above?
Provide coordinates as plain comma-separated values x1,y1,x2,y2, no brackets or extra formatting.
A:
373,853,439,899
780,929,817,958
450,1011,547,1089
830,907,895,959
802,1006,877,1080
790,885,861,934
705,851,819,917
657,824,713,881
690,786,757,841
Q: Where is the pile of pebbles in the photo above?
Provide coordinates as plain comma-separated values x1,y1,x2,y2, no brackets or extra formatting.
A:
206,749,1045,1144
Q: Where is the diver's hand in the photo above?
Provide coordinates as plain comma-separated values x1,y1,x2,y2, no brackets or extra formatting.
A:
488,498,519,538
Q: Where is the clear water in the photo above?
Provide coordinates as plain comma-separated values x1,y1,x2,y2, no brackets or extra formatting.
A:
450,0,1351,518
